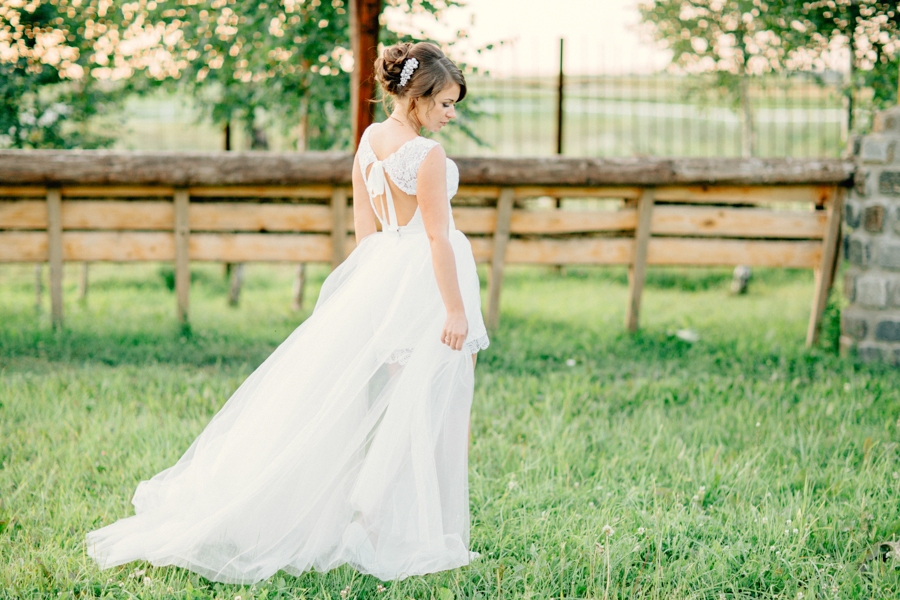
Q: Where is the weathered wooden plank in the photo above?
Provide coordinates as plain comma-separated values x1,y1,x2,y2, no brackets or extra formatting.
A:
188,185,338,199
189,233,335,262
487,188,515,330
647,238,821,268
331,187,348,268
806,187,844,347
0,150,853,187
455,186,502,199
174,189,190,323
651,205,827,239
62,232,175,261
0,201,47,229
0,231,47,261
62,186,174,197
453,207,638,235
504,237,633,265
62,201,174,230
469,236,493,263
514,186,642,200
0,186,46,197
47,188,63,327
627,189,655,332
189,203,333,232
654,185,834,205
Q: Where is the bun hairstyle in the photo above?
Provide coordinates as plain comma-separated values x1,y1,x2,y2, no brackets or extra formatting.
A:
374,41,466,130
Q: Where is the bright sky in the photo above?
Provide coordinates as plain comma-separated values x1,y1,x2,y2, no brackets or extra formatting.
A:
385,0,673,76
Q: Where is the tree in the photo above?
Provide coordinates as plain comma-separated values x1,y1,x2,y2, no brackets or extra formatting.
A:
639,0,794,157
0,0,142,149
639,0,900,155
0,0,466,151
776,1,899,128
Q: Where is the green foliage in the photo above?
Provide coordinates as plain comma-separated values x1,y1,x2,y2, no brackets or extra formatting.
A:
639,0,900,121
2,263,900,598
141,0,465,150
0,0,130,149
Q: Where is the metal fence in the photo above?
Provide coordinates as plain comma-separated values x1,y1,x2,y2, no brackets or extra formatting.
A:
436,38,867,160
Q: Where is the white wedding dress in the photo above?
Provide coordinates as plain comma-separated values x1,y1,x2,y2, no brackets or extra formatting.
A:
85,125,489,584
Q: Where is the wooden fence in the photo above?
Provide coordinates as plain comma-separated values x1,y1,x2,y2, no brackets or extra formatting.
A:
0,150,853,346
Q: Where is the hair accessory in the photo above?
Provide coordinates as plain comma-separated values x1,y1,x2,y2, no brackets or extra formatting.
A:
398,57,419,88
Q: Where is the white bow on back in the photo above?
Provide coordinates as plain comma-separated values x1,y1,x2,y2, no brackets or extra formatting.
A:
365,160,399,232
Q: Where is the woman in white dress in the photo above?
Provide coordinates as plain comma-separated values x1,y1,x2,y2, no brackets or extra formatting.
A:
85,41,489,584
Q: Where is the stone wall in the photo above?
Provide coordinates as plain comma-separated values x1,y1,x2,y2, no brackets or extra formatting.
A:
841,105,900,365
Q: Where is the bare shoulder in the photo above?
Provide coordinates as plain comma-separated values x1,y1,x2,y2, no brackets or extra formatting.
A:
418,142,447,174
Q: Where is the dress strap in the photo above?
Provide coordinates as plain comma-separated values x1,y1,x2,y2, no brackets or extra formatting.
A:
362,160,399,231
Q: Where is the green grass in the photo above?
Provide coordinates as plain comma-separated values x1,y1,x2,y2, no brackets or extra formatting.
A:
2,262,900,599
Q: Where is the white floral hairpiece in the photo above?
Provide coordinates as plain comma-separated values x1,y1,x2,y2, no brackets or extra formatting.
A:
398,57,419,88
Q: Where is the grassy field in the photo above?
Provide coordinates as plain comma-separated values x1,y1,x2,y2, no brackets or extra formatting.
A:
2,262,900,599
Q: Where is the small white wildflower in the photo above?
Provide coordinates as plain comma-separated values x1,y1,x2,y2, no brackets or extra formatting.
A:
143,576,151,586
595,485,602,490
692,495,700,502
894,472,899,479
508,480,517,490
595,542,605,555
602,524,615,537
376,584,387,593
118,582,124,588
844,382,851,392
236,596,242,600
786,519,792,525
762,517,767,523
340,585,351,598
588,501,595,508
637,526,645,535
797,592,804,599
776,550,781,555
541,511,548,521
106,579,112,584
574,481,580,488
566,359,576,367
793,528,799,534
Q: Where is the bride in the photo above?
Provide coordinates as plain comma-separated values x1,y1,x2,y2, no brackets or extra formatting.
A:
85,41,489,583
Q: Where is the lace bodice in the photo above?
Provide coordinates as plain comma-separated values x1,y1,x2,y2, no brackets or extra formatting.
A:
357,124,460,202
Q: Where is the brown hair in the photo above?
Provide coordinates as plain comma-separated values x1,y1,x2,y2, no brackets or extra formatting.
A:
374,42,467,130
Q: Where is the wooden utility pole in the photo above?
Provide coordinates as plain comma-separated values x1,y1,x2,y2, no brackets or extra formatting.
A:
350,0,382,150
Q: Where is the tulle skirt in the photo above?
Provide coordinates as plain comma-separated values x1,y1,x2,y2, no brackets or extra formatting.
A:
85,224,489,583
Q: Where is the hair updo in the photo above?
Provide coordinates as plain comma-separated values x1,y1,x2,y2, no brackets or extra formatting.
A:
374,41,466,129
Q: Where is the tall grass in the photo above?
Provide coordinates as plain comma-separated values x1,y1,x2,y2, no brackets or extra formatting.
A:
2,263,899,599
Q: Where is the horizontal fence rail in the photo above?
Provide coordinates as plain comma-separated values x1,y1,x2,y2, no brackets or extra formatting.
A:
0,150,854,346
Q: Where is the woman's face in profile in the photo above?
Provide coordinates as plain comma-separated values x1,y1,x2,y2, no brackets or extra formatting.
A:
416,82,461,134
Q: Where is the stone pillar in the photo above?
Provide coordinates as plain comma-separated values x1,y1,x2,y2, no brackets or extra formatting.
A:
841,105,900,365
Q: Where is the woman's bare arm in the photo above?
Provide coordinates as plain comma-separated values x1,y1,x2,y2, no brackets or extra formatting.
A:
352,154,377,244
417,145,467,351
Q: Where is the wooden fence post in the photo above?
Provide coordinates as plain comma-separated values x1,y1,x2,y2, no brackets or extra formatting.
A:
626,188,655,333
487,187,515,331
806,186,844,347
331,187,348,270
174,189,190,324
47,187,63,328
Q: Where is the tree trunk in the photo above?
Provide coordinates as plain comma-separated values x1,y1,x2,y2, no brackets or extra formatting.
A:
79,262,88,302
739,75,756,158
228,263,245,307
350,0,382,149
291,263,306,311
35,263,42,311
